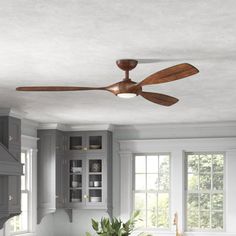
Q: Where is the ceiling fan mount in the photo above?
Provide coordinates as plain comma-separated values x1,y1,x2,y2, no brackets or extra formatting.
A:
16,59,199,106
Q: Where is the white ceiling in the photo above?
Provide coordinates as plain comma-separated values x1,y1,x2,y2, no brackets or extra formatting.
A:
0,0,236,125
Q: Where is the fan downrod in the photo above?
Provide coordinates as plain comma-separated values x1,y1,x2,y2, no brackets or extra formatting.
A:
116,59,138,80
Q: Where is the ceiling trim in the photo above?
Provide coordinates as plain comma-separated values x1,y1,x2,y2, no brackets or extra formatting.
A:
0,108,27,119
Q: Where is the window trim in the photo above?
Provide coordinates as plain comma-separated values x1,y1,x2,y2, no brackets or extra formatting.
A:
119,137,236,235
4,134,38,236
184,152,226,232
132,153,171,230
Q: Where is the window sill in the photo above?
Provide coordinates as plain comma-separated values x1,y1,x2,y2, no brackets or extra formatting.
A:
10,232,36,236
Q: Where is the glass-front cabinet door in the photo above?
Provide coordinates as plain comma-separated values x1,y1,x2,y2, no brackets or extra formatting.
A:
86,157,106,207
68,159,85,206
86,132,107,153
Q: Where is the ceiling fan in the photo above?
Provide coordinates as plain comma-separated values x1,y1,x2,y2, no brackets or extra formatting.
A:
16,59,199,106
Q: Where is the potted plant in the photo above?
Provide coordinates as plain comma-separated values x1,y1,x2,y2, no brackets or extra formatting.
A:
86,211,151,236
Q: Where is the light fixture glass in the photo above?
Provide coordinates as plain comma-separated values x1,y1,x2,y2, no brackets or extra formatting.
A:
117,93,137,99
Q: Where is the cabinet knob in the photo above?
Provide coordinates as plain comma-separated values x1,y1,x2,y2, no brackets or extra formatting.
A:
83,147,88,151
83,194,88,199
56,195,59,199
9,136,13,141
9,195,13,201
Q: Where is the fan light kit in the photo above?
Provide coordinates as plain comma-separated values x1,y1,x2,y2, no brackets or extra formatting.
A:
16,59,199,106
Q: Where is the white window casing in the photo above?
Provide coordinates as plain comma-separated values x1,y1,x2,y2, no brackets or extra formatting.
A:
119,137,236,236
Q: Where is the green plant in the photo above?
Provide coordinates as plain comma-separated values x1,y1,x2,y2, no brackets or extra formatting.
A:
86,210,151,236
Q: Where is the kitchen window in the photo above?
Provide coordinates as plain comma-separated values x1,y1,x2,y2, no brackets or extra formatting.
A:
133,153,170,229
185,152,225,231
8,150,32,235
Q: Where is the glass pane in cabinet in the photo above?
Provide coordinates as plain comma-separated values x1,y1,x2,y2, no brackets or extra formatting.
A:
70,175,82,188
70,136,83,150
89,160,102,172
89,189,102,203
89,174,102,188
70,160,82,173
89,136,102,150
70,189,82,203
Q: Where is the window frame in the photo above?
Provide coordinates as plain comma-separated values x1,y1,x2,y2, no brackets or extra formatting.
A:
184,151,226,232
132,152,171,231
4,147,36,236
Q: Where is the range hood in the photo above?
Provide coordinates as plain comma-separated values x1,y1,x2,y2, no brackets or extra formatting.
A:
0,143,22,175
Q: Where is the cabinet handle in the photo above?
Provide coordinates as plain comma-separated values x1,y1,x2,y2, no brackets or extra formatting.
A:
83,194,89,199
83,147,88,151
9,136,13,141
9,195,13,201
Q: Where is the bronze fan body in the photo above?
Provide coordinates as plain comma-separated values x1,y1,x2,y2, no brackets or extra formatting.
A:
16,59,199,106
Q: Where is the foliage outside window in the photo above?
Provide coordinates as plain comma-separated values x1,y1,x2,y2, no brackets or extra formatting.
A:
186,153,224,231
133,154,170,229
9,151,30,234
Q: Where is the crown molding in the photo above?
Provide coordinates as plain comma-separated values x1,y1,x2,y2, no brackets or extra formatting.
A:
0,108,27,119
37,123,114,131
114,121,236,130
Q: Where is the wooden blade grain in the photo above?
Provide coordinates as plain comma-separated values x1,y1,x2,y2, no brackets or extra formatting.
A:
16,86,106,91
138,63,199,87
140,91,179,106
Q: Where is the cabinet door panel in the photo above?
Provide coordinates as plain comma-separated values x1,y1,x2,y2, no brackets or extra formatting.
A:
8,117,21,147
86,131,107,153
8,176,21,213
0,176,8,212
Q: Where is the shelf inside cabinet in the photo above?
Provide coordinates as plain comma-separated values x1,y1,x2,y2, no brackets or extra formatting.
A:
89,136,102,150
70,136,83,150
89,189,102,203
89,160,102,172
70,189,82,203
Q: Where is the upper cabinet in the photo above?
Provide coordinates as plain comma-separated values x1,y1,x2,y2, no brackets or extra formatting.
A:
37,129,113,223
64,131,112,215
37,129,66,224
66,131,107,153
0,116,21,161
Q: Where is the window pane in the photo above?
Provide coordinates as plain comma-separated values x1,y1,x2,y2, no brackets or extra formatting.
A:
135,210,146,228
147,210,157,228
200,193,210,210
147,155,158,173
213,154,224,172
159,174,169,191
212,193,223,210
199,154,211,173
188,173,199,190
135,156,146,173
135,174,146,190
213,173,223,190
199,173,211,190
188,155,198,173
188,193,199,211
212,211,223,229
159,155,169,173
147,193,157,210
157,209,169,228
187,210,199,229
147,174,158,190
135,193,146,210
200,211,210,229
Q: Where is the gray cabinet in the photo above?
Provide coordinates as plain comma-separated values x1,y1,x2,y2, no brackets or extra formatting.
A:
37,129,112,223
0,143,23,229
64,131,112,215
0,116,22,229
37,129,69,224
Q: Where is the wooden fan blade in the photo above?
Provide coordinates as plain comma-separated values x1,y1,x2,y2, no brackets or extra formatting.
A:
138,63,199,87
140,91,179,106
16,86,106,91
